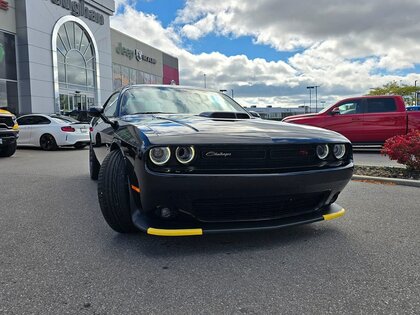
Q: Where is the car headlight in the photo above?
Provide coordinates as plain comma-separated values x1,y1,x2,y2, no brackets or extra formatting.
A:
149,147,171,165
316,144,329,160
333,144,346,159
175,146,195,164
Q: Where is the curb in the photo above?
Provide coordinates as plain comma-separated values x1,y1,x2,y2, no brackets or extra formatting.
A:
352,175,420,188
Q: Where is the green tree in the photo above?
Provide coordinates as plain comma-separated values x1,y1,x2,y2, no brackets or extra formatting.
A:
367,81,418,106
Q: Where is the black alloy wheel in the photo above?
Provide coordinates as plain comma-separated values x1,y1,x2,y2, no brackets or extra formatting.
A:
97,150,137,233
39,134,58,151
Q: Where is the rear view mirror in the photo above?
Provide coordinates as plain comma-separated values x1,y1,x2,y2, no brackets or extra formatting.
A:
330,107,340,115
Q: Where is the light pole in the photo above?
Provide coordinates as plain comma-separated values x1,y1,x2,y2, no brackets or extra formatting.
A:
306,86,314,112
203,74,207,88
231,89,234,99
415,80,418,106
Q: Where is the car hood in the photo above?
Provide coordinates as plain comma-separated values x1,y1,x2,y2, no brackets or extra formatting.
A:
282,113,319,122
121,114,349,145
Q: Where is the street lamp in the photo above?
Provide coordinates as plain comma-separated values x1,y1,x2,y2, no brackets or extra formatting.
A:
203,73,207,88
231,89,234,99
306,86,314,112
307,85,320,112
415,80,418,106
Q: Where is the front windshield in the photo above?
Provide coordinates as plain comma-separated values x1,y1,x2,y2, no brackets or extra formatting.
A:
119,86,248,116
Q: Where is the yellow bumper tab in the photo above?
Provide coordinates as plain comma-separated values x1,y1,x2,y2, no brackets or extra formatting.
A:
147,228,203,236
323,208,346,221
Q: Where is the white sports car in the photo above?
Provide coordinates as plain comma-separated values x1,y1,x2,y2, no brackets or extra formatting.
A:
17,114,90,150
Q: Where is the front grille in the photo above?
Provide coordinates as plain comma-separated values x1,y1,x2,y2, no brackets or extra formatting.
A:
0,116,14,129
195,144,322,172
191,192,327,222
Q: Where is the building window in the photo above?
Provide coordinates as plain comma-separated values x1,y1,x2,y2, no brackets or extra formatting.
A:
0,31,18,114
54,20,98,113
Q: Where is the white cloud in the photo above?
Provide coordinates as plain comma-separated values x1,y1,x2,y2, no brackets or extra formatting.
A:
110,0,420,108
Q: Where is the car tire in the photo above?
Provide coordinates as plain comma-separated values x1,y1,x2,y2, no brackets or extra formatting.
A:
89,144,100,180
97,149,137,233
0,142,17,157
40,134,58,151
74,143,87,149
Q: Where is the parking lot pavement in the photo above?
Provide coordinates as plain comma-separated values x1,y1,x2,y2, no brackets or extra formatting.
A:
1,149,419,314
353,151,403,167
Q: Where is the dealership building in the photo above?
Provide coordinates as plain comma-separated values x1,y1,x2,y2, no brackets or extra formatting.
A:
0,0,179,115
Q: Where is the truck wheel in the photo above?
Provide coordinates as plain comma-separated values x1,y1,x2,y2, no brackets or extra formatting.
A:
0,142,17,157
89,144,100,180
40,134,58,151
97,150,137,233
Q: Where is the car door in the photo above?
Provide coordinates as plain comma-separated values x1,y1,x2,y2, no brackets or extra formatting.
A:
318,99,365,143
362,97,406,142
28,116,53,146
16,116,35,145
93,93,119,163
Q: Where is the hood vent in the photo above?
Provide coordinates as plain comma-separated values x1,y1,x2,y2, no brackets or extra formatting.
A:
199,112,251,119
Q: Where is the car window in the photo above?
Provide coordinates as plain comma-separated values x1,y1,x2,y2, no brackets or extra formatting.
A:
336,100,361,115
31,116,51,125
49,114,79,123
17,116,50,125
103,93,119,118
17,116,33,125
366,98,396,113
119,87,248,116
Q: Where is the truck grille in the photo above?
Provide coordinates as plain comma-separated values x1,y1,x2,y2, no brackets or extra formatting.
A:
191,192,327,222
0,116,14,129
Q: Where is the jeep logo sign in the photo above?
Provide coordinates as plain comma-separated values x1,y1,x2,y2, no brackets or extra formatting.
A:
116,43,157,65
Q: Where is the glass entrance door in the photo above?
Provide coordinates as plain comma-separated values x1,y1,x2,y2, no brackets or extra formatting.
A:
59,91,95,114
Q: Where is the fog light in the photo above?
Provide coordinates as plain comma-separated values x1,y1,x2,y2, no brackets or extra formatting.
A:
316,144,329,160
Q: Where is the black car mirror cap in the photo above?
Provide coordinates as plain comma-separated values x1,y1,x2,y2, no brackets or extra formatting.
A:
249,111,261,118
88,107,104,117
89,107,118,129
330,107,340,115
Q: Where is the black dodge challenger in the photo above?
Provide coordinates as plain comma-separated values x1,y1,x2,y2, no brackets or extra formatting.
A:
89,85,353,236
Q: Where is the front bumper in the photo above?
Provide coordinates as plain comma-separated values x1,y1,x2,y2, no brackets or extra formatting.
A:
0,131,18,147
130,162,353,235
132,203,346,236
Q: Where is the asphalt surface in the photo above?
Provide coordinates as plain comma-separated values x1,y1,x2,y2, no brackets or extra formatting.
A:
1,148,419,314
353,151,403,168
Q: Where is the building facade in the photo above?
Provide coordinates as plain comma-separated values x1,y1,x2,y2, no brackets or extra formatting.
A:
0,0,179,115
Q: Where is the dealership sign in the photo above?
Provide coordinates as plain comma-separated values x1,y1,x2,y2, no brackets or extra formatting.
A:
116,43,157,64
0,0,8,11
50,0,104,25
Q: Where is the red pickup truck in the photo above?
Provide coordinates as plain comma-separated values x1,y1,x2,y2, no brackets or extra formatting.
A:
282,95,420,144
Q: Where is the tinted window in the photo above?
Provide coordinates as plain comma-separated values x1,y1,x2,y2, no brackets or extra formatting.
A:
32,116,51,125
18,116,51,125
366,98,396,113
17,116,33,125
336,100,361,115
103,93,119,117
49,114,79,123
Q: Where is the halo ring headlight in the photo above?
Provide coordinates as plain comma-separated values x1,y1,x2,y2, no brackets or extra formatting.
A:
316,144,329,160
149,147,171,165
333,144,346,159
175,146,195,164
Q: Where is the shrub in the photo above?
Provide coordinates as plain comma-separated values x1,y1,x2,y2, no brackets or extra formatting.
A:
381,129,420,171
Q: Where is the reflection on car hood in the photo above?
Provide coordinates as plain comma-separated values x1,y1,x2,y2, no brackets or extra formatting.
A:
282,113,319,121
121,114,349,145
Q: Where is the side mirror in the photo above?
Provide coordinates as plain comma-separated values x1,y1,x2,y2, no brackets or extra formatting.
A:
88,107,118,129
330,107,340,115
249,111,261,118
88,107,104,117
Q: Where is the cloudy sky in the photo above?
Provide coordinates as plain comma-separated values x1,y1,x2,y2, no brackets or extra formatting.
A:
111,0,420,109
